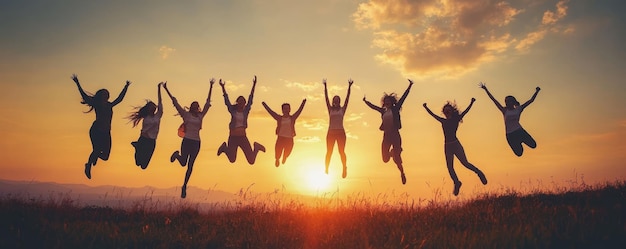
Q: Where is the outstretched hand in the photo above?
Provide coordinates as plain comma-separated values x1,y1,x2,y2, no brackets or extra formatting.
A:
252,75,257,85
423,103,427,108
323,78,327,86
125,80,132,86
471,97,476,102
219,79,225,87
163,82,168,89
209,78,215,85
478,82,487,90
158,82,165,87
408,79,414,85
71,74,79,84
536,86,541,92
362,96,367,102
348,78,353,86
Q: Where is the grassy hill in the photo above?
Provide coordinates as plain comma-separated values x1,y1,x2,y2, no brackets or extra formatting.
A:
1,181,624,248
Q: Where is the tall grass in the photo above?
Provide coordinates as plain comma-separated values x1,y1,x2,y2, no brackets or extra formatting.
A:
1,181,624,248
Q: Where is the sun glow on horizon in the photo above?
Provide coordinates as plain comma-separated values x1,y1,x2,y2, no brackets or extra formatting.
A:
303,163,333,194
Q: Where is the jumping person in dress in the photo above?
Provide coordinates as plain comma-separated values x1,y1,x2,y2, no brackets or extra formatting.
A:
261,99,306,167
163,79,214,198
71,74,130,179
479,82,541,157
217,76,266,164
323,78,353,178
127,82,164,169
423,99,487,196
363,79,413,184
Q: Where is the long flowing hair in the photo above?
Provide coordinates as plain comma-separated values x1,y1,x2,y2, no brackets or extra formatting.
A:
380,93,399,110
442,101,462,123
81,89,109,113
127,100,155,127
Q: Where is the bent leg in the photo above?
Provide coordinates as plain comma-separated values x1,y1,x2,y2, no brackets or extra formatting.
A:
224,136,240,163
506,132,524,157
520,129,537,149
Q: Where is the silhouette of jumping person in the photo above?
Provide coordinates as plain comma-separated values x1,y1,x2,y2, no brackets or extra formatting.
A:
479,82,541,157
261,99,306,167
323,78,353,178
71,74,130,179
163,80,214,198
423,99,487,196
127,82,164,169
363,79,413,184
217,76,266,164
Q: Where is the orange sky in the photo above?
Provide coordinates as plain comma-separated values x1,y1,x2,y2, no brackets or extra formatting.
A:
1,0,625,201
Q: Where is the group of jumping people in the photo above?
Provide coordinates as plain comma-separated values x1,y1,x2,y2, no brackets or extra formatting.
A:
72,74,541,198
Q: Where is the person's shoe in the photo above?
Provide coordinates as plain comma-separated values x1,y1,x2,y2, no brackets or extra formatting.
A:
325,166,329,175
453,181,462,196
401,173,406,185
275,159,280,167
478,171,488,185
254,142,266,153
170,151,179,163
84,163,92,180
342,166,347,179
217,142,227,156
181,186,187,199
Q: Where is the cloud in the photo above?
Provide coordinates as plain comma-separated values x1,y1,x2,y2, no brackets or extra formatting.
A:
158,45,176,59
300,118,326,130
353,0,572,78
283,79,320,92
297,136,321,143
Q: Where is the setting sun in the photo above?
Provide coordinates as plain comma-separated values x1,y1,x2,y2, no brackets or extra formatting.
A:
306,167,331,192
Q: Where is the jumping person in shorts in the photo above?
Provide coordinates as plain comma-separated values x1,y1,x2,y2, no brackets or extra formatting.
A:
423,98,487,195
479,82,541,157
363,79,413,184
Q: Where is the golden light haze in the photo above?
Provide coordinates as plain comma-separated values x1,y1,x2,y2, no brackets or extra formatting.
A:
1,0,625,200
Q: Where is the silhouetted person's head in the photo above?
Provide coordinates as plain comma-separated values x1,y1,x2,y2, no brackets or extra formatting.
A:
504,95,520,109
381,93,398,109
442,102,459,118
189,101,200,114
94,89,110,103
332,95,341,108
281,103,291,116
236,96,246,111
128,101,157,127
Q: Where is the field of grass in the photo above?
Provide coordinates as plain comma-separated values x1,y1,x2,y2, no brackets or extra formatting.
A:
1,181,624,249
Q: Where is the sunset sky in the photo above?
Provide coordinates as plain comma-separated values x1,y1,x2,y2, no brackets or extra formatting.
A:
1,0,625,200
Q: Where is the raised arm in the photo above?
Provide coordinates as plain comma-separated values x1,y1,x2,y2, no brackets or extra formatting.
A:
459,98,476,118
397,79,414,107
520,87,541,110
343,79,353,111
71,74,92,103
292,99,307,119
220,79,232,107
261,102,281,120
323,79,331,111
363,96,383,112
201,78,215,116
479,82,504,112
163,83,185,116
423,103,444,122
156,82,164,116
111,80,131,106
247,75,257,108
